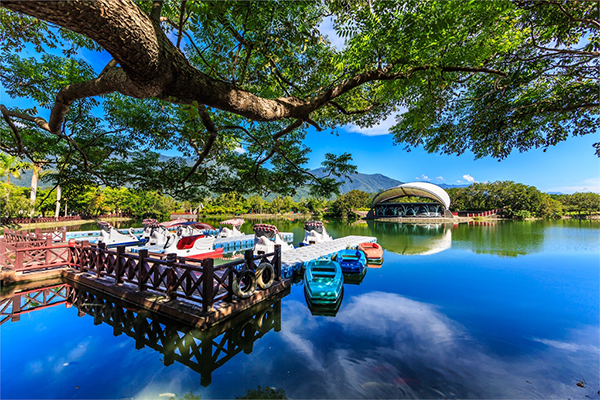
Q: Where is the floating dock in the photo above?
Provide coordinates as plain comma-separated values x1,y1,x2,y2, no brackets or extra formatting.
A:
280,235,377,277
213,232,293,252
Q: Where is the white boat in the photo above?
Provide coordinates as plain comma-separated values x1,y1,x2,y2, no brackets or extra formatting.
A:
97,221,146,247
217,218,245,238
253,224,294,255
161,232,223,260
300,221,333,246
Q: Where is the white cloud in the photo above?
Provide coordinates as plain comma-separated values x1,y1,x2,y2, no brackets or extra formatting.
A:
436,176,445,182
415,174,429,181
234,146,246,154
345,112,405,136
462,174,475,183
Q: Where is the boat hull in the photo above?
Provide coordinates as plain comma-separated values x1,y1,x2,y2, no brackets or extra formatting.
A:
336,249,367,274
304,259,343,305
358,242,383,262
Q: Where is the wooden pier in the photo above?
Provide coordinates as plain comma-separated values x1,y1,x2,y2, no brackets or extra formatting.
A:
1,229,289,329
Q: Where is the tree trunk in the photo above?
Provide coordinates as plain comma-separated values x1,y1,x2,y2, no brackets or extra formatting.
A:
55,185,61,218
29,165,39,217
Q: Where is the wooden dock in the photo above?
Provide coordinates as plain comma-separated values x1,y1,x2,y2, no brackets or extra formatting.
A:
280,235,378,276
1,229,290,329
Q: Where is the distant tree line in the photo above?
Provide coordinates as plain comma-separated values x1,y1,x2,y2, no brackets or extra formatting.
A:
446,181,600,219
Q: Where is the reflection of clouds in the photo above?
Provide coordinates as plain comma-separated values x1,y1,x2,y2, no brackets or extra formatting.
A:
277,292,599,399
279,300,323,372
53,339,90,374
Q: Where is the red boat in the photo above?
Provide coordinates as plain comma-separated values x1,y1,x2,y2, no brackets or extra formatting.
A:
358,242,383,263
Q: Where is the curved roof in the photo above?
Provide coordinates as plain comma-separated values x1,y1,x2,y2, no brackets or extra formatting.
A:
372,182,451,209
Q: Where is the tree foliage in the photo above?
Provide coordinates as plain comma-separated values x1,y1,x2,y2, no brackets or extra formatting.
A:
1,1,597,200
447,180,564,218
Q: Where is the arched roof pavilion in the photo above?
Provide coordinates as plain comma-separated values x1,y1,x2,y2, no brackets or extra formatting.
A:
372,182,451,209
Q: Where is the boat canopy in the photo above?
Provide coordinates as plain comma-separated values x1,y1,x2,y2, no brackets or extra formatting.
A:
253,224,278,239
371,182,451,209
220,218,245,226
142,219,159,228
97,221,113,231
304,221,324,234
160,218,189,227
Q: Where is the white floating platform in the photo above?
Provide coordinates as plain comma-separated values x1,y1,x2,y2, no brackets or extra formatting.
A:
213,233,294,251
280,235,377,277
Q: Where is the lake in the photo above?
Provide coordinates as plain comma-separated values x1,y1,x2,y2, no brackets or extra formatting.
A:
2,219,599,399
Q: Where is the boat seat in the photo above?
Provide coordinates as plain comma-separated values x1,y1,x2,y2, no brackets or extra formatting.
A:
176,234,204,250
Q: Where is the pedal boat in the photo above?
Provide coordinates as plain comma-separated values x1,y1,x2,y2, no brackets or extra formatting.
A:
358,242,383,263
304,259,343,305
299,220,333,246
253,224,294,255
97,221,147,248
336,249,367,274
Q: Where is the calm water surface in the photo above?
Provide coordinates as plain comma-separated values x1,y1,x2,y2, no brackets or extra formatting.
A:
2,219,599,399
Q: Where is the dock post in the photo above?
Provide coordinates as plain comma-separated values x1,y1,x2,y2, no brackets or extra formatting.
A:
115,245,125,283
244,249,254,271
274,244,281,281
202,258,214,313
138,249,148,291
44,236,52,265
98,242,106,278
80,240,89,271
166,253,177,301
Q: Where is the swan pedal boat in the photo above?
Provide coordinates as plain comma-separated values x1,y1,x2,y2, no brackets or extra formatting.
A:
304,259,343,305
253,224,294,255
358,242,383,263
336,249,367,274
217,218,245,238
96,221,147,248
299,220,333,246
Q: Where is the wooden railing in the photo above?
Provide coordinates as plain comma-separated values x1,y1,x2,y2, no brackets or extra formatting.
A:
1,229,283,311
2,228,66,243
69,242,282,312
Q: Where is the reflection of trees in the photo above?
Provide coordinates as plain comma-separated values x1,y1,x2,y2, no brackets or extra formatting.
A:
236,385,287,399
451,221,544,257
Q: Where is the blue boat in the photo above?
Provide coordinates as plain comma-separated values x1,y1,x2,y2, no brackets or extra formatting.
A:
336,249,367,274
304,259,343,305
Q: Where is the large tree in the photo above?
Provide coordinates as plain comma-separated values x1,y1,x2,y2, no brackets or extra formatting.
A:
1,0,597,199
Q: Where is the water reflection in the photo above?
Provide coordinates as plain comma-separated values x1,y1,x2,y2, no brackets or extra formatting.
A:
1,281,282,388
275,292,600,399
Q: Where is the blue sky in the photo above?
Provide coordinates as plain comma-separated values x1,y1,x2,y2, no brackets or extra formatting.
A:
303,123,600,194
2,16,598,195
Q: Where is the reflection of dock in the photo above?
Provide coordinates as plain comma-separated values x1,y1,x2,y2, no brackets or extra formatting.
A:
281,236,377,273
1,281,282,386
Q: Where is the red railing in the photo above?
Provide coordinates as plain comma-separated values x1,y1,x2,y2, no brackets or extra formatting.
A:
3,228,66,243
1,228,282,312
69,242,282,312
